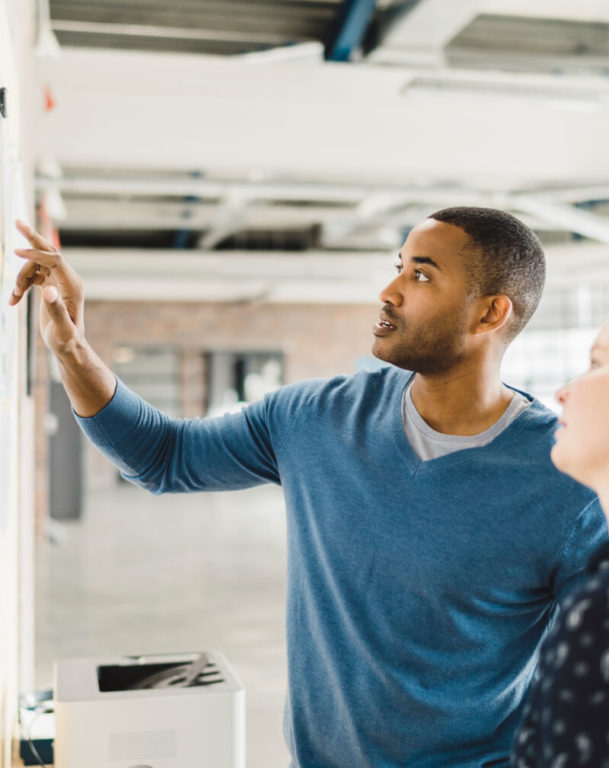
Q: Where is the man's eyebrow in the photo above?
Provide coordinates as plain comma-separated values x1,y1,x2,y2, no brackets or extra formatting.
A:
396,253,442,271
411,255,442,270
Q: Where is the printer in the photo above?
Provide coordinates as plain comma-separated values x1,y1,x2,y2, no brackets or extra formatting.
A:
54,651,245,768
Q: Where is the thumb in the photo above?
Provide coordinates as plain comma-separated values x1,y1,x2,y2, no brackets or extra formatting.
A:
42,285,75,334
43,285,59,304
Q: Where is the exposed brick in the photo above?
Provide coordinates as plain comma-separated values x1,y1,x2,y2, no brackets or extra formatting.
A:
36,299,381,512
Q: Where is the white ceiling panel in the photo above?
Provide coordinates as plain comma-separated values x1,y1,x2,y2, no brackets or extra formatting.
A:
36,49,609,190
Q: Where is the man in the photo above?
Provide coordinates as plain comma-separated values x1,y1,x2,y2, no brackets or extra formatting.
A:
10,208,606,767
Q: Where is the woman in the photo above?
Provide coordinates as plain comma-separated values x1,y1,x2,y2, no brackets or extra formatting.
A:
512,317,609,767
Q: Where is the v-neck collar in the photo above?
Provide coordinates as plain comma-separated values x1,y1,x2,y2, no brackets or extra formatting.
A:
389,371,540,477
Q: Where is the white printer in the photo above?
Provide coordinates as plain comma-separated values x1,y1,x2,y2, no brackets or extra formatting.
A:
53,651,245,768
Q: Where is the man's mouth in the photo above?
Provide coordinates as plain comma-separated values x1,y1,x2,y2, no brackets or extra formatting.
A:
373,313,398,336
379,309,398,328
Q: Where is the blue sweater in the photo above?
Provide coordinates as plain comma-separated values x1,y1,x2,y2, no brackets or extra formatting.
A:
77,367,607,768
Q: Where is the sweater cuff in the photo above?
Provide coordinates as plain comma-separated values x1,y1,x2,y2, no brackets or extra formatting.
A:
74,377,141,445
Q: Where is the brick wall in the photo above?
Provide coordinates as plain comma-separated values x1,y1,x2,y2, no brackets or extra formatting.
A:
84,300,379,383
36,299,380,512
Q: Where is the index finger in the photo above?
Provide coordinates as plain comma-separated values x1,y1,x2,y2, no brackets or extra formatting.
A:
8,260,50,306
16,219,56,253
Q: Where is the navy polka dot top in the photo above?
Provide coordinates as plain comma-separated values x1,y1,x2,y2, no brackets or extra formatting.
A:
512,540,609,767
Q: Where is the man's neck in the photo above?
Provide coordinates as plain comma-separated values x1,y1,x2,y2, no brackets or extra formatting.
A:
409,368,514,436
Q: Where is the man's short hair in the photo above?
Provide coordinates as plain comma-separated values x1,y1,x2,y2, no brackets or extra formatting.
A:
429,206,546,341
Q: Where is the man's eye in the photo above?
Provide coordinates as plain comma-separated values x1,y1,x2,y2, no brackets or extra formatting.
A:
414,269,430,282
394,262,403,274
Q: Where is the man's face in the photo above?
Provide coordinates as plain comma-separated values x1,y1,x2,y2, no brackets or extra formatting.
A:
371,218,478,374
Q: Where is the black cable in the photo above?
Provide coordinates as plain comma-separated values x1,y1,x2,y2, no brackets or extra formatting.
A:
21,707,48,768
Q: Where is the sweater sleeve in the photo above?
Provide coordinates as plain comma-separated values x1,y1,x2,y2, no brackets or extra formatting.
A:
74,377,282,494
551,497,609,603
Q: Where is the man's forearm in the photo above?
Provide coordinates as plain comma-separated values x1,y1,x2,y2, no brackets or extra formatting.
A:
54,339,117,417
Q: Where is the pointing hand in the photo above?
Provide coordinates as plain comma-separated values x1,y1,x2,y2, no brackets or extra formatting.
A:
10,220,85,356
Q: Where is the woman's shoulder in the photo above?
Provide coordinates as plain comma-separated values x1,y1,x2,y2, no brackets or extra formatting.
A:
541,564,609,688
557,567,609,634
553,541,609,633
553,540,609,622
585,539,609,577
516,567,609,763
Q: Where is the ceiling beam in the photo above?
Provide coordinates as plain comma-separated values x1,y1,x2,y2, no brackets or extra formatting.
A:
57,197,346,231
371,0,480,66
197,194,250,250
50,19,296,45
63,249,391,304
241,42,324,64
38,49,609,188
512,196,609,245
34,175,493,208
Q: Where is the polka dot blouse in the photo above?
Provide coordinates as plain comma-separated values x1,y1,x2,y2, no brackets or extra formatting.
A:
512,540,609,768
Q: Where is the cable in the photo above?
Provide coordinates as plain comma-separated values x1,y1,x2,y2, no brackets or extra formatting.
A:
21,707,49,768
20,691,53,768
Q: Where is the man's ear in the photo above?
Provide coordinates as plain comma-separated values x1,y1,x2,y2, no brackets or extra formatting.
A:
475,295,513,335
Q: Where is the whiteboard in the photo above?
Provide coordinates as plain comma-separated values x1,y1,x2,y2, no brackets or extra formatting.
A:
0,2,35,758
0,101,27,534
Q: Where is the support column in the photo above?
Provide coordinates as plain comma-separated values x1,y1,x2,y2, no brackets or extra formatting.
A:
180,348,207,418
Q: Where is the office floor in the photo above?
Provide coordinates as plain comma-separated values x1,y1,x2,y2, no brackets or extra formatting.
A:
34,481,290,767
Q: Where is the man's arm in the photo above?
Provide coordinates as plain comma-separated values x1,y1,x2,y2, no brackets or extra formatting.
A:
9,220,116,416
9,220,283,494
74,380,282,493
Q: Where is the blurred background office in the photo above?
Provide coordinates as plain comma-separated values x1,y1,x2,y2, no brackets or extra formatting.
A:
2,0,609,765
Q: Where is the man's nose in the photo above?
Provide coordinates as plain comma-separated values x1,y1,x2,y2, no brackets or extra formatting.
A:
379,275,403,306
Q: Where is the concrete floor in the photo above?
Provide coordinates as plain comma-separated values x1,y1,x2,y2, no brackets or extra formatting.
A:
34,481,290,767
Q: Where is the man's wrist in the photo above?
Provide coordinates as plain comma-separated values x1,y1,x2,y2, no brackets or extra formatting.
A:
51,337,116,417
53,336,91,367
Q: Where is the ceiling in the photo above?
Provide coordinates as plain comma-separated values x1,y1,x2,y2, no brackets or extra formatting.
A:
447,14,609,71
49,0,346,56
33,0,609,306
